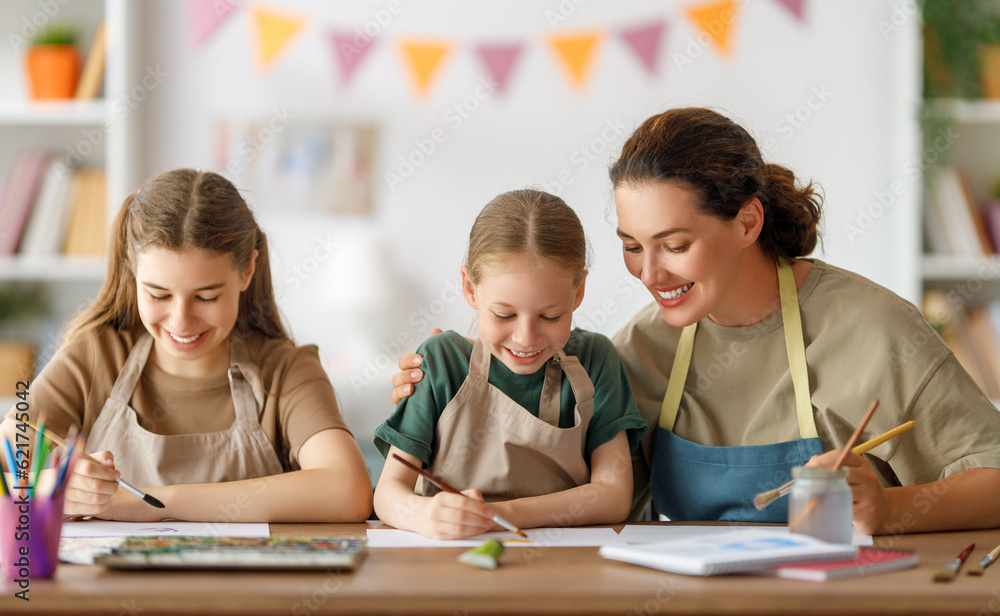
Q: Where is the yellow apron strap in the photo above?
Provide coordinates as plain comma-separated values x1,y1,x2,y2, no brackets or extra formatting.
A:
656,261,817,438
777,261,817,439
658,323,697,430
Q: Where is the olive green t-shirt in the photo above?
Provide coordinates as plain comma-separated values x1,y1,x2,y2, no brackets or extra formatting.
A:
615,259,1000,518
4,327,350,470
373,329,647,466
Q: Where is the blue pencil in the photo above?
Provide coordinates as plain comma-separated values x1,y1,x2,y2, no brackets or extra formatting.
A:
2,438,21,492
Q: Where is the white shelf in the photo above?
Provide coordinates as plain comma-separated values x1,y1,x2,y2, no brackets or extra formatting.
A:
928,99,1000,123
922,254,1000,280
0,256,105,281
0,100,108,125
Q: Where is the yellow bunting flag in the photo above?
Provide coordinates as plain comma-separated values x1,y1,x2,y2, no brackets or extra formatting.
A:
398,39,452,98
548,31,602,89
684,0,740,56
249,4,307,71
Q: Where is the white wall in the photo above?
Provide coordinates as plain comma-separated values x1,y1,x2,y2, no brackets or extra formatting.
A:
131,0,921,479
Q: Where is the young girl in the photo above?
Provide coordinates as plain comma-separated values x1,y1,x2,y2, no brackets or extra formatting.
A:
373,189,647,539
0,169,372,523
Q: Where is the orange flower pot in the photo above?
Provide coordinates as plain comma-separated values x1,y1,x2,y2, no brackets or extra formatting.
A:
25,45,80,99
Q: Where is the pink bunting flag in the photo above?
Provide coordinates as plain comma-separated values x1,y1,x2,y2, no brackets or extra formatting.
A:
330,30,376,85
187,0,241,48
620,20,667,75
774,0,806,22
474,43,524,95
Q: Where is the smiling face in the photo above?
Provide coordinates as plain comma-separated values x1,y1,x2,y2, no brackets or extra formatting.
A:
462,253,586,375
615,181,764,328
135,246,255,378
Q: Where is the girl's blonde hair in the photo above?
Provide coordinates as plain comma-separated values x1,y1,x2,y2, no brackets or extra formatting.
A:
64,168,287,343
466,189,588,286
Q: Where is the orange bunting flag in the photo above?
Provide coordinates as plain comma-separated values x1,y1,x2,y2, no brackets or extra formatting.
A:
684,0,740,56
249,4,307,71
398,39,452,98
548,31,602,89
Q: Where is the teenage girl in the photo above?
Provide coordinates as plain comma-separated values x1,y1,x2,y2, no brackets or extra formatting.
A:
373,189,647,539
1,169,372,522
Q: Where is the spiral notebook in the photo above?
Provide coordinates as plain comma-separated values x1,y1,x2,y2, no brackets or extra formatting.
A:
599,529,858,576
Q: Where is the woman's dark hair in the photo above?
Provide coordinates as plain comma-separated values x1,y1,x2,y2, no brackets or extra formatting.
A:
609,107,823,262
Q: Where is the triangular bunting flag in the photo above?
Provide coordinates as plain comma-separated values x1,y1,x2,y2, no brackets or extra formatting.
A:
474,43,524,95
330,30,375,85
249,4,307,71
620,20,668,75
398,39,452,98
684,0,740,56
548,31,602,89
187,0,242,48
774,0,806,23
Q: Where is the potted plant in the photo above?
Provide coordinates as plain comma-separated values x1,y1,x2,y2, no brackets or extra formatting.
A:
0,284,47,395
923,1,1000,99
25,25,80,100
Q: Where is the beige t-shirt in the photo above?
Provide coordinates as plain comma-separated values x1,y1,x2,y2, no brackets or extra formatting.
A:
6,327,350,470
614,259,1000,516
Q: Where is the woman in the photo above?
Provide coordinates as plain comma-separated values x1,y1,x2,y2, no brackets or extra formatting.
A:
391,108,1000,535
1,169,372,522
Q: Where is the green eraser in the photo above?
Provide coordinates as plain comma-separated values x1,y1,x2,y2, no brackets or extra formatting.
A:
458,539,505,570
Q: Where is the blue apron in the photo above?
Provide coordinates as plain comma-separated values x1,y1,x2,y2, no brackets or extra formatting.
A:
650,261,824,522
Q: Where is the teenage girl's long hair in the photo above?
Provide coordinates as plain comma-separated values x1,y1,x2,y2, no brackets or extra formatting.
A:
64,169,287,343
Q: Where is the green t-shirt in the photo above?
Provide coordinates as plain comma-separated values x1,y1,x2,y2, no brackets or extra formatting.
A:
374,329,647,466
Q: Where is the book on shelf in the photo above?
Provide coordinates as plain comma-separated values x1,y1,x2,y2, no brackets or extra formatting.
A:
0,149,51,256
923,291,1000,400
75,21,106,100
62,167,107,256
925,166,993,257
766,547,919,582
19,161,75,257
598,528,858,576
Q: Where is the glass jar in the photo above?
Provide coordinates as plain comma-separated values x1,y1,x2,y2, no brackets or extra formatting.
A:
787,467,852,544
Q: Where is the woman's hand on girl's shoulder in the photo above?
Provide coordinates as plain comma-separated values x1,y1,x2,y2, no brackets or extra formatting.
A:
389,328,444,405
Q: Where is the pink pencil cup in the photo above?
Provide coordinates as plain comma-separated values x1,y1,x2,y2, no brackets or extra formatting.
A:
0,490,66,579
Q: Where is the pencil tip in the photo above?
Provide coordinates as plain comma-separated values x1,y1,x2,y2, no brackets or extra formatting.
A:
145,494,165,509
515,529,527,538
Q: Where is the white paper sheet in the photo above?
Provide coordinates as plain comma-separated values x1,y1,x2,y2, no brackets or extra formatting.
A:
613,525,874,546
366,527,620,548
61,520,270,539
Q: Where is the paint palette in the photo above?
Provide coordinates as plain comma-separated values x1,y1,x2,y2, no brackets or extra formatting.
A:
96,536,366,571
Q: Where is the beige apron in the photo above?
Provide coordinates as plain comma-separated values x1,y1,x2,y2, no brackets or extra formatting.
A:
86,333,284,488
426,339,594,501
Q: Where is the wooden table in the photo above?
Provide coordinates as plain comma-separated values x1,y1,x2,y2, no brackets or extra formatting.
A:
2,523,1000,615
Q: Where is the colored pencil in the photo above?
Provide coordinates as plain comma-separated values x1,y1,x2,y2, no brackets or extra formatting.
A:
23,419,165,509
391,453,527,538
754,418,914,510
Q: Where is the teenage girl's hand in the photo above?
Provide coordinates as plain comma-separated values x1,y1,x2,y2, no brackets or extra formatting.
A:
805,450,890,536
416,488,497,540
63,450,120,518
389,328,443,405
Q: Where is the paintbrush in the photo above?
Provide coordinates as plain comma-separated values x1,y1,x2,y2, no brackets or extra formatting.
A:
968,542,1000,575
787,400,879,532
934,542,975,582
391,453,527,538
24,419,165,509
754,418,914,511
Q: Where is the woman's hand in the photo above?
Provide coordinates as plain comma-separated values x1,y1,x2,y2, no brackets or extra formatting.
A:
390,354,425,405
805,450,890,535
389,328,444,405
62,450,120,518
415,488,497,540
